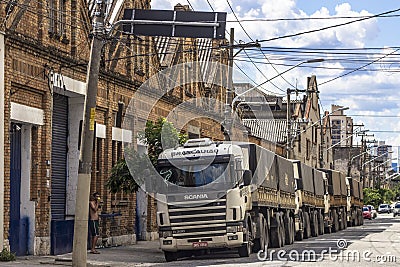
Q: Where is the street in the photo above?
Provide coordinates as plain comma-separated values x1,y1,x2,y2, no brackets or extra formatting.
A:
6,213,400,267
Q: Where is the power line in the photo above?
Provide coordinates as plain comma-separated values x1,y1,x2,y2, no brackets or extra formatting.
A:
257,8,400,43
224,0,295,91
319,48,400,85
226,14,400,22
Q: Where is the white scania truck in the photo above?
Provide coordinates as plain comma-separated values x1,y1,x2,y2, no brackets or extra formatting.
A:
155,138,298,261
154,138,361,262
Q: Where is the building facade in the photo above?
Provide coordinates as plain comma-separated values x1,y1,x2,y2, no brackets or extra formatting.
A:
240,76,333,168
330,104,353,147
1,0,229,256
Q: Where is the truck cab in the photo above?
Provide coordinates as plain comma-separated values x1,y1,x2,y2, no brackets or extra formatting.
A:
155,138,252,261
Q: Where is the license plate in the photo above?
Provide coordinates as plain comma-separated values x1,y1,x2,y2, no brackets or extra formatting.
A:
192,242,208,248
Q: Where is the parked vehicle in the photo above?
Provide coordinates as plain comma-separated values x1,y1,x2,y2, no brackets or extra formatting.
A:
367,205,377,219
378,204,391,214
155,138,363,262
363,206,372,220
393,203,400,217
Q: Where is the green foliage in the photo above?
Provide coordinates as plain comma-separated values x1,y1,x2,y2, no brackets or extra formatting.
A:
0,248,16,261
363,188,382,207
106,149,152,194
363,187,397,207
138,117,188,166
107,118,187,193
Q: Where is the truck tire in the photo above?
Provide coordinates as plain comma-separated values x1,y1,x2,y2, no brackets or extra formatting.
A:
253,215,267,253
310,212,318,237
164,251,178,262
287,217,295,245
332,210,339,232
284,213,291,245
239,216,253,257
270,214,283,248
303,212,311,239
295,213,304,241
318,212,324,235
343,212,347,229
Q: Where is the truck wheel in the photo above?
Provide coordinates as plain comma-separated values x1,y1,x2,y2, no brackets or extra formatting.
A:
164,251,178,262
289,217,295,244
332,210,339,232
343,212,347,229
284,213,291,245
270,214,283,248
253,215,267,253
238,228,252,257
303,212,311,239
239,216,253,257
318,213,324,235
311,212,318,237
295,213,304,241
279,215,285,246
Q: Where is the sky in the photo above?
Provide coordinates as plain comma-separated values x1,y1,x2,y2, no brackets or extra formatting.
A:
150,0,400,158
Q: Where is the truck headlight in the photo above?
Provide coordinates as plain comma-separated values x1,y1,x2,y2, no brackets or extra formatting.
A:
159,231,173,238
227,224,243,233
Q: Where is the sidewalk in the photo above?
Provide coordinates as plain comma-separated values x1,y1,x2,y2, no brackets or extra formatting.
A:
6,240,165,267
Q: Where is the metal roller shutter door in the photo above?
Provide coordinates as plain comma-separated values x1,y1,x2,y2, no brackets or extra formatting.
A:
51,94,68,221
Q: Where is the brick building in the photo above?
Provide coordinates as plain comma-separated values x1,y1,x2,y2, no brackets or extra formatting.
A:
0,1,229,255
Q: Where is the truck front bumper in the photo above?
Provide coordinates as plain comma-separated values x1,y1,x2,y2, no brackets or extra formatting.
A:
160,232,245,252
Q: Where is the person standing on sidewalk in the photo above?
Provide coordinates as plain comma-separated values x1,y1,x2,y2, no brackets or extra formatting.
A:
89,192,101,254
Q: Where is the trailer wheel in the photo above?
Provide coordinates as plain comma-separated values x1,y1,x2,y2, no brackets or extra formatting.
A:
164,251,178,262
284,213,290,245
295,212,304,241
310,211,318,237
253,214,267,253
318,212,324,235
279,214,286,246
303,212,311,239
270,213,283,248
332,210,339,232
289,217,296,245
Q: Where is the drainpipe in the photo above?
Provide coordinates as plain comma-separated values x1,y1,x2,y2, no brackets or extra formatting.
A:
0,32,5,250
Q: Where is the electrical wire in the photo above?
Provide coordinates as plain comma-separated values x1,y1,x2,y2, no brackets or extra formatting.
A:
257,7,400,43
319,48,400,86
225,0,294,92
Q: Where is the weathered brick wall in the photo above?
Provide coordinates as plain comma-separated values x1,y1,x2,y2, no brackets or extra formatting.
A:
2,0,230,250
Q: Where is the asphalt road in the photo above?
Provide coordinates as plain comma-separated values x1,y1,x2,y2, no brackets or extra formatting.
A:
5,213,400,266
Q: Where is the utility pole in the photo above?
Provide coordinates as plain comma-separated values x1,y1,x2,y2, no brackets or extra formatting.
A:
223,28,260,141
72,1,105,266
286,88,291,159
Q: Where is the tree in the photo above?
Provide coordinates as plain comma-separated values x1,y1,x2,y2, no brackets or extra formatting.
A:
138,117,187,166
107,118,187,193
363,188,382,207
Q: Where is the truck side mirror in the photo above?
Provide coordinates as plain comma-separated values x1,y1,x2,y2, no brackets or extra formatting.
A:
243,170,252,186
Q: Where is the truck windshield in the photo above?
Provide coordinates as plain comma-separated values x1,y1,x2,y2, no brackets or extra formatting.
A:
158,163,230,187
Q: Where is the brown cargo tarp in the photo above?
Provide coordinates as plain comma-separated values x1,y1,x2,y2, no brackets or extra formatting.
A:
276,155,295,194
313,169,325,196
300,163,314,193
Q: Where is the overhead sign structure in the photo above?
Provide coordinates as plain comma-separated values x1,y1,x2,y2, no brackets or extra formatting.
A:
121,9,226,39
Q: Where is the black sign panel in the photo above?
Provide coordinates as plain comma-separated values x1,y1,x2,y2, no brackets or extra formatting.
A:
122,9,226,39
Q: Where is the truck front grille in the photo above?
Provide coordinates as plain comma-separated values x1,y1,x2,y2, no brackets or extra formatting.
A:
167,198,227,239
